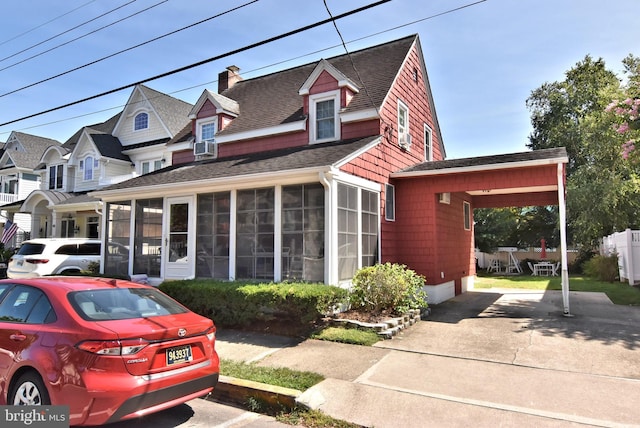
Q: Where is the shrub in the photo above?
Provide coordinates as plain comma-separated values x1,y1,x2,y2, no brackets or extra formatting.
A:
159,280,348,330
583,254,619,282
350,262,427,314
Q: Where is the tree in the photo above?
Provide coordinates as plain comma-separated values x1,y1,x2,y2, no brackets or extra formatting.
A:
526,55,640,247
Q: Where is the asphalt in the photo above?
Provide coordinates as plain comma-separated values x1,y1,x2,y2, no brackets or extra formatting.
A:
212,288,640,427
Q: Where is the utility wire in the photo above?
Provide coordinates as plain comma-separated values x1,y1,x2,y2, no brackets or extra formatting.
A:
0,1,168,73
0,0,259,98
0,0,138,64
0,0,390,127
0,0,98,47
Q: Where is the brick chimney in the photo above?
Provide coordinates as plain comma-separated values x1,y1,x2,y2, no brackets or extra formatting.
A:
218,65,242,93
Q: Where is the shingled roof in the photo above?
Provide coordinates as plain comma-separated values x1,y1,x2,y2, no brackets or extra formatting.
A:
5,132,62,169
214,35,418,136
97,135,380,193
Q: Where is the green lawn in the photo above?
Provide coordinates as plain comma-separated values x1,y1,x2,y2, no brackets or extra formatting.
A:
474,274,640,306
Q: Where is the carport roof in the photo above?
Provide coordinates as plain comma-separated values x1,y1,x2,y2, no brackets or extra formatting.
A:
392,147,568,177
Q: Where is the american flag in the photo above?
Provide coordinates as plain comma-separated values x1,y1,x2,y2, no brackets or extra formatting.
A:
1,220,18,245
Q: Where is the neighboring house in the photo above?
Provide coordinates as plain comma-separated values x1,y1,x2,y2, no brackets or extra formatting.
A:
0,131,62,245
7,85,193,243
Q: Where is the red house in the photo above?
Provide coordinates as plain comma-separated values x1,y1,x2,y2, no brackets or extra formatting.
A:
93,34,569,306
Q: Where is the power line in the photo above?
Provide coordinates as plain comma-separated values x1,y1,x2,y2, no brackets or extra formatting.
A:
0,1,168,73
0,0,99,47
0,0,391,127
0,0,140,65
0,0,260,98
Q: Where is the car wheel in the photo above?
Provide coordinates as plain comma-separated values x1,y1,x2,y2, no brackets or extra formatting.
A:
10,372,51,405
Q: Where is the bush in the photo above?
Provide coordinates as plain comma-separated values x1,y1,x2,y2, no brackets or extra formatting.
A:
583,254,619,282
159,280,348,330
350,262,427,315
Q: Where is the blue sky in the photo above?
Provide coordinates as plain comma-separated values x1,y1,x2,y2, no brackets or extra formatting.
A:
0,0,638,159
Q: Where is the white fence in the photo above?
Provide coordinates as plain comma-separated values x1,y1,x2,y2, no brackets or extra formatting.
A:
601,229,640,285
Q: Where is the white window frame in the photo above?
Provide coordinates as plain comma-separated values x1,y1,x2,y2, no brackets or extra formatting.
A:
83,156,94,181
142,159,163,175
134,112,149,131
49,164,64,190
397,100,409,147
424,124,433,161
309,90,340,144
385,183,395,221
197,118,217,143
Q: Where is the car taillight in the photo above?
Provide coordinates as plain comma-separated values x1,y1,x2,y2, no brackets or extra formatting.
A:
205,326,216,342
77,339,149,355
26,258,50,264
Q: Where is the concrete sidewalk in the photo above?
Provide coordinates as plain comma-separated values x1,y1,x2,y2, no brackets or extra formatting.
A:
213,289,640,427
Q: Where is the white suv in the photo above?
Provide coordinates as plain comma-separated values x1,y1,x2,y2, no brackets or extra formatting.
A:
7,238,102,278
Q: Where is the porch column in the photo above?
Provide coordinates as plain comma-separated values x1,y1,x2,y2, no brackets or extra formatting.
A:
557,163,570,315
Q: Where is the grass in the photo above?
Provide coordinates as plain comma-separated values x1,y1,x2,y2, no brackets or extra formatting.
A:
311,326,381,346
276,408,363,428
474,274,640,305
220,359,324,391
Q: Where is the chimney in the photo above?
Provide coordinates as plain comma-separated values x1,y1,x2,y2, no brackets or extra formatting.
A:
218,65,242,93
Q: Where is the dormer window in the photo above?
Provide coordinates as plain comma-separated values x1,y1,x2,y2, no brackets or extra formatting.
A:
134,112,149,130
49,165,63,190
310,90,339,143
82,156,99,181
195,119,218,157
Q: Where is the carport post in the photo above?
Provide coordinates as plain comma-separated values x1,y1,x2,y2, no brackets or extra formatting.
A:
558,163,570,315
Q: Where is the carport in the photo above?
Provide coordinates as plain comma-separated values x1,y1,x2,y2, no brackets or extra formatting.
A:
390,148,571,314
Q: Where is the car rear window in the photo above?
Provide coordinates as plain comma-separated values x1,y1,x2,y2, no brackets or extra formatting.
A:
16,243,46,256
69,287,188,321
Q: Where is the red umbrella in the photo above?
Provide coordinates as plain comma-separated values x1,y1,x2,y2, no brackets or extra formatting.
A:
540,238,547,260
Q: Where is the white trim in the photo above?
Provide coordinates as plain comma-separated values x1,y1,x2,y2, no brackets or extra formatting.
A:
463,201,471,231
215,120,307,144
391,156,569,178
309,90,340,144
385,183,395,222
424,123,433,161
397,99,409,147
333,136,382,168
340,108,379,123
299,59,359,95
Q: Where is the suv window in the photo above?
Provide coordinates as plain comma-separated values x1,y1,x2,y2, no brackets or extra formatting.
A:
78,243,101,256
16,243,46,256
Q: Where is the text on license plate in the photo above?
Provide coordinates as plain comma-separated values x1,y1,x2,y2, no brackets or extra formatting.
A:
167,345,192,365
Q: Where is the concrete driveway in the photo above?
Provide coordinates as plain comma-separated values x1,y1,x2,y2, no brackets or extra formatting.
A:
280,288,640,427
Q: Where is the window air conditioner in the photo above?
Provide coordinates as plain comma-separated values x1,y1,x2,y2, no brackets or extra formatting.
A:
438,192,450,204
194,140,217,156
399,134,411,149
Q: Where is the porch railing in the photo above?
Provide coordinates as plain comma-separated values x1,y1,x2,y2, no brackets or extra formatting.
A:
0,193,19,205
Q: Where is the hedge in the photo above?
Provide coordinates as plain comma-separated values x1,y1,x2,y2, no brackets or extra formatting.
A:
159,279,348,328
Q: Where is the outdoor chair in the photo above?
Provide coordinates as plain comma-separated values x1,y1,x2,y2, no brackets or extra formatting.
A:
527,261,537,276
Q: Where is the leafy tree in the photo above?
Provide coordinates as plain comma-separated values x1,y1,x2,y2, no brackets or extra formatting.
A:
526,55,640,247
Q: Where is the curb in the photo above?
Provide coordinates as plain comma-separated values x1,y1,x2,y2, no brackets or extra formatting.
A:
208,375,302,412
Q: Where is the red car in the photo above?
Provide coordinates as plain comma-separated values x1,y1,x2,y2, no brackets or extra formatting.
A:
0,276,219,426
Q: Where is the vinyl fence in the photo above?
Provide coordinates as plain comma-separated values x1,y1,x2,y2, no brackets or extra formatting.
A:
601,229,640,285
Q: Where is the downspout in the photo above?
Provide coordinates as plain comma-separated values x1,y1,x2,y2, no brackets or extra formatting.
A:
319,171,332,285
557,163,571,316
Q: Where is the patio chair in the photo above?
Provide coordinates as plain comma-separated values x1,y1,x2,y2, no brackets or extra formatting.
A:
527,261,537,276
553,262,561,276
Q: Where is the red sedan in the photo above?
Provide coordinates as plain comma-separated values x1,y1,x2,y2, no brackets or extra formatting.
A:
0,276,219,426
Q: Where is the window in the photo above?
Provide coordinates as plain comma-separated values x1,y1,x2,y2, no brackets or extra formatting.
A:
310,91,339,143
142,159,163,175
133,199,163,277
424,124,433,161
134,112,148,130
0,285,55,324
282,183,325,282
196,192,230,279
236,188,274,280
361,190,379,267
83,156,94,181
49,165,64,190
385,184,395,221
104,202,131,277
337,184,358,281
398,100,409,147
464,201,471,231
87,216,99,239
201,121,216,142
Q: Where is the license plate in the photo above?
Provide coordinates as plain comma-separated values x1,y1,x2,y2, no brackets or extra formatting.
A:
17,261,23,266
166,345,192,365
